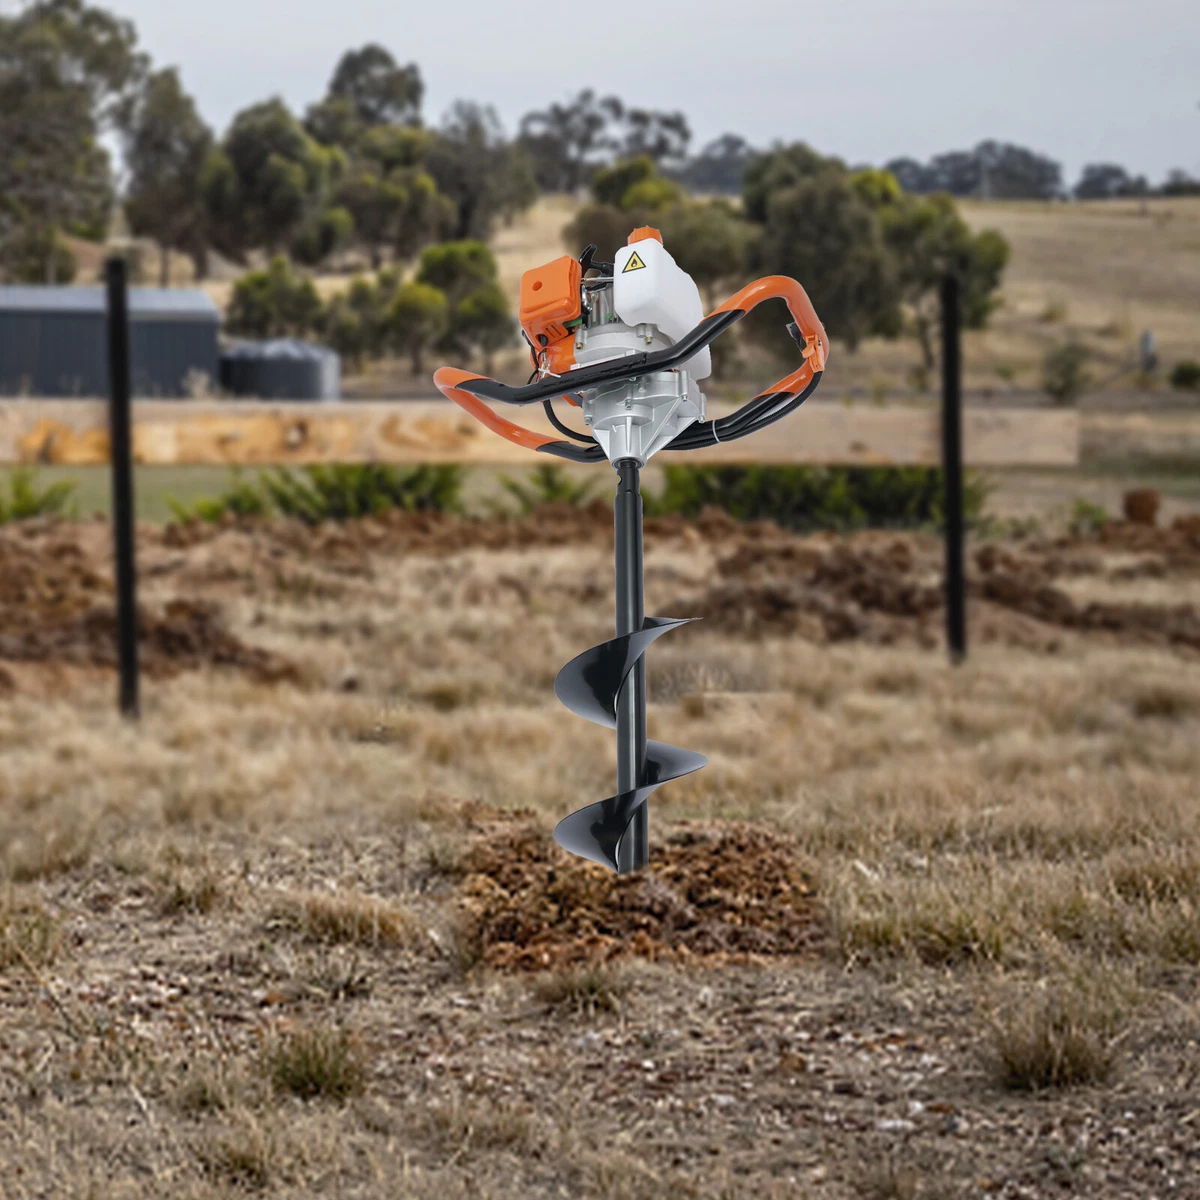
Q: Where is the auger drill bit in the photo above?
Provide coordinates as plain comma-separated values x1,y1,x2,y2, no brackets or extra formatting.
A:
434,228,828,874
552,459,707,873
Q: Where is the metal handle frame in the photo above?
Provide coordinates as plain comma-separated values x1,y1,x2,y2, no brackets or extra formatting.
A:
433,275,829,464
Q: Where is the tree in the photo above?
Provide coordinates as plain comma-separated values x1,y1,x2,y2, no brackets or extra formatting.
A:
881,191,1009,367
416,239,498,297
518,89,624,192
590,155,682,210
742,142,839,223
415,240,512,366
452,280,512,372
225,256,323,340
423,102,536,240
620,107,690,165
884,142,1063,199
387,281,447,373
1161,169,1200,197
303,44,422,154
657,199,754,309
290,204,354,266
203,98,341,261
676,133,754,194
122,67,213,285
752,170,902,352
1073,163,1148,200
0,0,145,280
327,44,422,128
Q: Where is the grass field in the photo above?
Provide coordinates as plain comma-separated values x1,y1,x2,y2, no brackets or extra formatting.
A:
2,508,1200,1195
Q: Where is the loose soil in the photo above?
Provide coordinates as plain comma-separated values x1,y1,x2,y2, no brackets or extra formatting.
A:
457,819,823,970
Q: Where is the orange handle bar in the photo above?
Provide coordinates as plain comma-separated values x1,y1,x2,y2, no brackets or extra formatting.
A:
433,274,828,461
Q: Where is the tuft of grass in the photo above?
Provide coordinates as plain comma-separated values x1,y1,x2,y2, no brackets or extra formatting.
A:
0,468,77,523
1040,298,1069,323
856,1155,923,1200
530,965,630,1016
986,971,1126,1091
199,1110,279,1189
268,888,417,949
156,867,224,917
833,869,1016,966
1129,682,1200,721
5,828,91,883
0,898,61,971
263,1025,366,1101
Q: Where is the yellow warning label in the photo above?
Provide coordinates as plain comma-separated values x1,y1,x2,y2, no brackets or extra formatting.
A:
622,251,647,273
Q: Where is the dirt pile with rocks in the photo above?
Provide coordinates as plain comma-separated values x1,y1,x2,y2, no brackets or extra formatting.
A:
456,819,823,970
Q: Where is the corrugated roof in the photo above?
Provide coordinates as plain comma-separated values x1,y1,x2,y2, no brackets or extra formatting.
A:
0,286,219,320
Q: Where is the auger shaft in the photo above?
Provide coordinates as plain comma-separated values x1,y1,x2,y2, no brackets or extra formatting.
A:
613,458,649,873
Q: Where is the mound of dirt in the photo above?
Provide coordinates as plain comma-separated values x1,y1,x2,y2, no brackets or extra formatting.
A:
677,535,944,646
456,821,823,970
0,524,297,685
672,521,1200,653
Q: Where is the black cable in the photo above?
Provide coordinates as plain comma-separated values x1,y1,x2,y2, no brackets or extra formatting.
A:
671,374,822,451
543,398,597,444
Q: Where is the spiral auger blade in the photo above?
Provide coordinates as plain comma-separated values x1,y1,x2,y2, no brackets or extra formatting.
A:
553,617,707,872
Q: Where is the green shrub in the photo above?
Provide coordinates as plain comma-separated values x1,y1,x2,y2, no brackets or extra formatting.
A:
168,470,271,524
1042,339,1090,405
169,465,461,525
498,464,594,514
261,464,461,524
1067,497,1109,535
1169,359,1200,391
645,465,989,532
225,256,323,340
0,469,77,523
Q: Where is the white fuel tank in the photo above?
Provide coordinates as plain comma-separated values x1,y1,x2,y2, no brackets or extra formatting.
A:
613,235,711,382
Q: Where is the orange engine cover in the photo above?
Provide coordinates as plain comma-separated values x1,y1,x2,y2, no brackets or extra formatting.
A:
520,255,582,352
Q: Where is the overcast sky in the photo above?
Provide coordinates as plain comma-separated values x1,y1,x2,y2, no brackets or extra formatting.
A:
102,0,1199,183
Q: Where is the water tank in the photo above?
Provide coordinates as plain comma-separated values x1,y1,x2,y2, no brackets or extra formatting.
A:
220,339,340,400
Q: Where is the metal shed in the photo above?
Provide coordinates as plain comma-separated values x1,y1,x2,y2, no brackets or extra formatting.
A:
0,286,219,398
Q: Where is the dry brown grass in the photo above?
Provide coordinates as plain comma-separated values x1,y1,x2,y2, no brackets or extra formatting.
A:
984,964,1131,1091
262,1025,367,1102
2,519,1199,1194
267,887,419,949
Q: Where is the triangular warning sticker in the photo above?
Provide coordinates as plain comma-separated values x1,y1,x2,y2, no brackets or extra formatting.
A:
622,251,647,273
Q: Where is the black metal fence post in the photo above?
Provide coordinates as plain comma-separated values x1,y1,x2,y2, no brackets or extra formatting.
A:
105,257,140,717
941,273,967,663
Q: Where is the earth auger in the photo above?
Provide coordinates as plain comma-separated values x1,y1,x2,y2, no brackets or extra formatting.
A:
434,228,828,874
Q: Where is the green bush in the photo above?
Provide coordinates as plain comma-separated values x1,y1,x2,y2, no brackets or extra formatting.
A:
1169,360,1200,392
497,464,594,514
261,465,461,524
0,469,77,523
1042,339,1090,405
167,470,271,524
645,465,989,532
1067,497,1109,535
169,465,461,525
225,256,323,340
